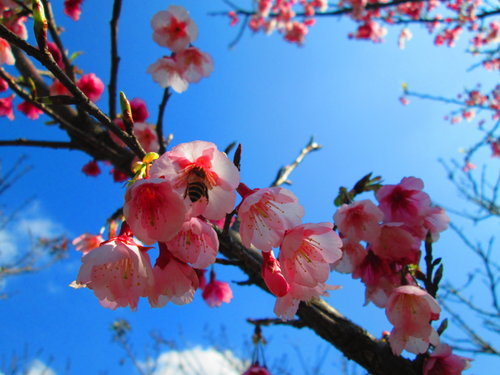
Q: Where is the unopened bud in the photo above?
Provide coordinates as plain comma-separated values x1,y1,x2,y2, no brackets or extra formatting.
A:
32,0,48,50
119,91,134,131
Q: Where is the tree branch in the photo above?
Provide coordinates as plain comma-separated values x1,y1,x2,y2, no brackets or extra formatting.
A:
156,88,171,155
109,0,123,121
0,139,78,150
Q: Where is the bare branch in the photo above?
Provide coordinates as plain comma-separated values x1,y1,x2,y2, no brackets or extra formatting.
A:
109,0,123,121
271,137,322,187
156,88,171,155
0,139,78,150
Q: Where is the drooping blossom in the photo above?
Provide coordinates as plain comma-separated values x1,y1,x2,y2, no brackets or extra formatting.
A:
0,77,8,92
333,199,383,243
64,0,84,21
49,79,71,96
398,28,413,49
123,178,187,245
0,38,14,65
133,122,159,153
279,223,342,290
423,343,471,375
82,160,101,176
242,363,272,375
332,239,366,274
175,47,214,83
238,185,304,252
371,224,420,265
386,285,441,355
0,94,14,120
77,73,104,102
202,269,233,307
150,140,240,221
147,56,188,93
262,250,289,297
130,98,149,123
72,224,154,310
72,232,104,254
148,243,199,307
166,217,219,269
17,101,43,120
151,5,198,52
112,168,129,183
284,22,308,45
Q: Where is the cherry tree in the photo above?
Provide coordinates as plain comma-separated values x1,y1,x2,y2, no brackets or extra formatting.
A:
0,1,498,374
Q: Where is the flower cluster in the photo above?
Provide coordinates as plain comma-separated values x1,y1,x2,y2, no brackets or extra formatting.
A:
73,140,239,310
148,6,213,93
237,183,343,319
332,177,450,354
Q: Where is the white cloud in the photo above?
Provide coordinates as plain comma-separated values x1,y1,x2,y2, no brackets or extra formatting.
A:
25,359,56,375
149,347,247,375
0,229,17,264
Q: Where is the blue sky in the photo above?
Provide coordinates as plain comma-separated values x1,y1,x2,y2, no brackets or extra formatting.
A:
1,1,498,374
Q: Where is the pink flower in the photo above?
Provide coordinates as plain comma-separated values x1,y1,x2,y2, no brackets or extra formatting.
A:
0,38,14,65
279,223,342,289
123,178,187,245
0,94,14,120
77,73,104,102
49,80,71,96
166,217,219,269
112,168,129,183
284,22,308,45
3,11,27,40
371,224,420,265
350,21,387,43
202,269,233,307
242,363,272,375
147,56,188,93
334,200,383,243
150,140,240,221
17,101,43,120
72,233,104,254
47,42,64,69
73,229,154,310
238,185,304,252
0,77,8,92
82,160,101,176
134,122,159,153
386,285,441,355
148,243,199,307
262,250,289,297
175,47,214,83
130,98,149,123
151,5,198,52
423,344,471,375
376,177,431,226
332,239,366,274
64,0,84,21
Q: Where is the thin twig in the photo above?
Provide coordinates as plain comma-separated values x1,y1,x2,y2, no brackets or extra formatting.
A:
271,137,322,187
0,139,78,150
109,0,123,121
156,88,171,155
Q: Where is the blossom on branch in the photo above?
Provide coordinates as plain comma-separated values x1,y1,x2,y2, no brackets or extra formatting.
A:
423,344,472,375
0,37,14,65
64,0,84,21
77,73,105,102
202,269,233,307
17,101,43,120
151,5,198,52
0,93,14,120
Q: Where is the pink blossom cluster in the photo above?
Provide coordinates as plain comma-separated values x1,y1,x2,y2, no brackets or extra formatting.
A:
147,6,213,93
236,183,343,320
332,177,450,354
73,141,238,310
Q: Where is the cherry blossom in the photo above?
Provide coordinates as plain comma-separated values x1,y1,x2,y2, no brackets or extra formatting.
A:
386,285,441,355
123,178,187,245
49,80,71,96
150,140,240,221
166,217,219,269
77,73,104,102
130,97,149,123
47,42,64,69
147,56,189,93
238,185,304,252
0,37,15,65
423,343,472,375
82,160,101,176
333,199,383,243
64,0,84,21
73,227,154,310
175,47,214,84
279,223,342,290
148,243,199,307
0,94,14,120
17,101,43,120
242,363,272,375
133,122,159,153
371,224,420,265
151,5,198,52
202,269,233,307
72,233,104,254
